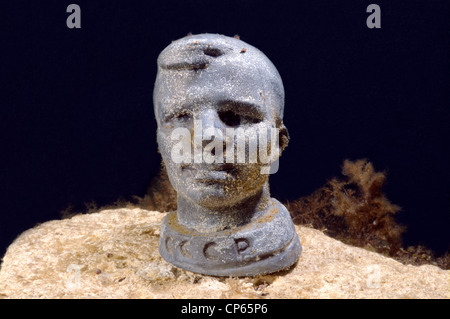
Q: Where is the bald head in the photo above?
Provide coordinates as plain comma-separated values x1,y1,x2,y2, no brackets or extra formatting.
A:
154,33,285,123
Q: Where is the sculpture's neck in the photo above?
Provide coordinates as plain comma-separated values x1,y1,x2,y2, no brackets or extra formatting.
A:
176,182,271,233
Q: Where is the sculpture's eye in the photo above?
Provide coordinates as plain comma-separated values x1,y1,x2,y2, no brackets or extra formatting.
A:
218,110,262,127
165,111,192,123
218,110,241,126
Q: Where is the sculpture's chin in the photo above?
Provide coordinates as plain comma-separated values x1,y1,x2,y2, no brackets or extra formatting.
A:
172,174,269,211
178,184,243,209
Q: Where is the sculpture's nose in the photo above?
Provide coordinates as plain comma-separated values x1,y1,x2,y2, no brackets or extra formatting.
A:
194,109,226,157
197,109,225,131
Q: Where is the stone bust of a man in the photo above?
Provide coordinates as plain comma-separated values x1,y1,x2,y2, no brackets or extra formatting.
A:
154,33,301,276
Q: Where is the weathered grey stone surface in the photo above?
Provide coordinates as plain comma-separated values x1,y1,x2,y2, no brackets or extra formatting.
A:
160,199,301,276
154,33,300,276
0,208,448,299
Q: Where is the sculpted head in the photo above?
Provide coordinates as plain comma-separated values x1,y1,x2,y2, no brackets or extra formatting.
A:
154,33,288,212
155,34,302,276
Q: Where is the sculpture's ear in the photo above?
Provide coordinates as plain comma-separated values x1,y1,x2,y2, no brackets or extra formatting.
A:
278,122,289,153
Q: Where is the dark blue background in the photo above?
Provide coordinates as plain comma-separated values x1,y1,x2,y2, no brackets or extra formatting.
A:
1,1,449,259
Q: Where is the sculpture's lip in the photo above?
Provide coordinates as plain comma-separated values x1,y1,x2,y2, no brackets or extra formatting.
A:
182,164,236,182
181,163,236,172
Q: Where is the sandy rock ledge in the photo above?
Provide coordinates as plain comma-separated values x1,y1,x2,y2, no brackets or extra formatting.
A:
0,208,448,299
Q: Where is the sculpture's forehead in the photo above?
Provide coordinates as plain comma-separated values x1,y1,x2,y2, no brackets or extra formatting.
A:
155,61,267,106
154,34,284,117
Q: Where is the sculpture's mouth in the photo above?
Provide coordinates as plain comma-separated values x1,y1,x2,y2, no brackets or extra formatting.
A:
181,164,236,183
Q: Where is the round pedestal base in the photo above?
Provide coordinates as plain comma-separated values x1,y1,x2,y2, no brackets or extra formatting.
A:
159,199,302,277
